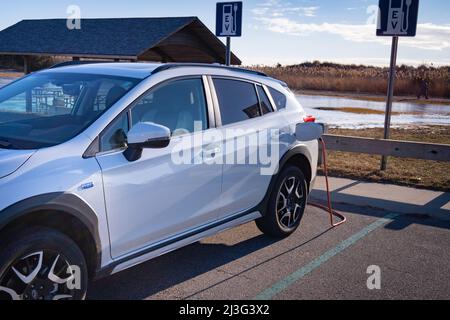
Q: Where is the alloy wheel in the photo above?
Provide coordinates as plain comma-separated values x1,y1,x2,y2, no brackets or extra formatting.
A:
0,250,77,300
276,176,305,230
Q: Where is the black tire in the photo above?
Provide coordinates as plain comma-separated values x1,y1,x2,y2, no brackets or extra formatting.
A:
0,227,88,300
256,166,308,238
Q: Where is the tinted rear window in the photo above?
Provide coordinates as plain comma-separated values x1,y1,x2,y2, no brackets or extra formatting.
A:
213,79,260,125
268,87,287,110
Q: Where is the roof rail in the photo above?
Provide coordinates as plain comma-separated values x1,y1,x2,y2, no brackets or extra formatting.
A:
49,60,111,69
151,63,268,77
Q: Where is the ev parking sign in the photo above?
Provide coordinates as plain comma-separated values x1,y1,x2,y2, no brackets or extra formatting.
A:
377,0,419,37
216,2,243,37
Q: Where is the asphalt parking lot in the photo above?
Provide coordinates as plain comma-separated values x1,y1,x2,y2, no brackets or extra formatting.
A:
88,178,450,300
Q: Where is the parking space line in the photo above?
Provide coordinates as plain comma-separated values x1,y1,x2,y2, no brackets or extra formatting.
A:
254,213,399,300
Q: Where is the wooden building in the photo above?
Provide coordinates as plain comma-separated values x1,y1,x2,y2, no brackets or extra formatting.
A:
0,17,241,73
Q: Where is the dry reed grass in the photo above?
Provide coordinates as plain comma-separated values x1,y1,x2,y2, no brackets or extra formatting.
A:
251,62,450,98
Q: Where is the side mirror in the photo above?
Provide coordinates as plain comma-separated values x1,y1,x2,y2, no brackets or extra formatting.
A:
124,122,171,162
295,122,325,142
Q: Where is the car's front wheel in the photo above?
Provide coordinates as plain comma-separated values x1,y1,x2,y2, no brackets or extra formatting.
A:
256,165,308,237
0,227,88,300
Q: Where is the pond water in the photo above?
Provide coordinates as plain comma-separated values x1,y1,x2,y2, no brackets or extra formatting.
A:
298,94,450,129
0,78,11,88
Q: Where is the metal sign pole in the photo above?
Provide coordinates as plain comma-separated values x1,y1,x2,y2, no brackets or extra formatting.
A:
226,36,231,66
381,36,399,171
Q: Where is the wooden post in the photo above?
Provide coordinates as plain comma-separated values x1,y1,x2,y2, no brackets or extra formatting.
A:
23,55,31,74
23,56,32,112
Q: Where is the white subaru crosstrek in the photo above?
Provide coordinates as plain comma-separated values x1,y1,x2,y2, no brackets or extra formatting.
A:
0,62,318,300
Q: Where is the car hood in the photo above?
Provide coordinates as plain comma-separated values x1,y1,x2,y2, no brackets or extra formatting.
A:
0,149,36,179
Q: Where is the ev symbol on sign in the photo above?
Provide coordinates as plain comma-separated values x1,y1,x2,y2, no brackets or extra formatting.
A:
222,4,237,35
385,0,412,35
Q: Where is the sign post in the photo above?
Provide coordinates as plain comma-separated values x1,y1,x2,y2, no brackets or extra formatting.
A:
216,2,243,66
381,36,399,170
226,37,231,66
377,0,419,170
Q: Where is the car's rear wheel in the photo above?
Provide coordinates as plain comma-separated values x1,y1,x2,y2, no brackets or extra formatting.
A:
0,227,88,300
256,166,308,237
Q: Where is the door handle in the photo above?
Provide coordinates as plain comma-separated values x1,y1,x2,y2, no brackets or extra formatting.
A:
202,146,221,158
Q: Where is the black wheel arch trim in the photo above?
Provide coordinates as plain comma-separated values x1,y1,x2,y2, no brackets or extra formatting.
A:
0,193,102,275
254,144,313,218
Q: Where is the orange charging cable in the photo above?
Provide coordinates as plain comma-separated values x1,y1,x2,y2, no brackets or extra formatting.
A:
308,138,347,228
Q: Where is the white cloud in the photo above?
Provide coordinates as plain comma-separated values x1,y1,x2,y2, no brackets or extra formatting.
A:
252,0,319,18
252,7,269,16
253,17,450,51
291,7,320,18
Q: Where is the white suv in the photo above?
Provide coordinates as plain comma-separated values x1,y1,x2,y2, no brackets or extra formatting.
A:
0,63,318,300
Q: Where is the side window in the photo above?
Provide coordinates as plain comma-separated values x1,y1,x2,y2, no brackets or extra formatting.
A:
213,78,261,125
257,85,273,115
131,78,208,136
268,87,287,110
100,112,129,152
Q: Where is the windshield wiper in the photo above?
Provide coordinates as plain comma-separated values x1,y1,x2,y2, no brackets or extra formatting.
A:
0,139,13,149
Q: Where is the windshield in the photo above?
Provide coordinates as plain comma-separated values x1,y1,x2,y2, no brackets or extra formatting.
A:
0,72,141,149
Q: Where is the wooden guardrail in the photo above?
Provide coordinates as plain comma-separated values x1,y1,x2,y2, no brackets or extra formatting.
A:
322,134,450,162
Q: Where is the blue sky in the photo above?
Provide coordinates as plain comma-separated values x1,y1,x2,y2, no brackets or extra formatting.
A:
1,0,449,66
